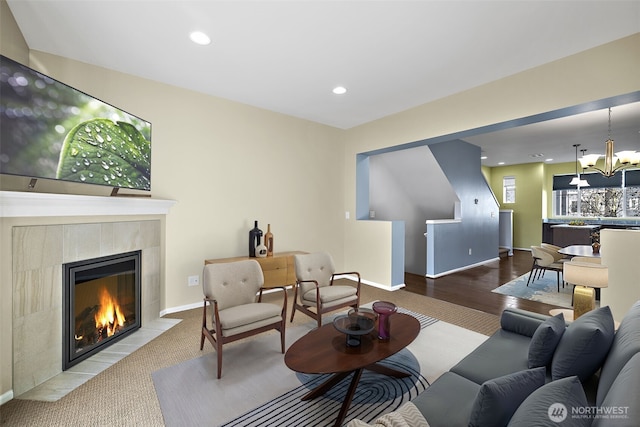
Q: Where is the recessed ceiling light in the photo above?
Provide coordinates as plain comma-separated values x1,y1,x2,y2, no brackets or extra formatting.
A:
480,156,488,160
190,31,211,46
498,162,505,165
332,86,347,95
546,158,554,162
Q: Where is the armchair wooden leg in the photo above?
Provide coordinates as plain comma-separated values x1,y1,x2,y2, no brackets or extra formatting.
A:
290,304,297,323
216,340,223,379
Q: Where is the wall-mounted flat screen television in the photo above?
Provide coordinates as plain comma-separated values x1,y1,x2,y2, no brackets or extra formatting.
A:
0,55,151,191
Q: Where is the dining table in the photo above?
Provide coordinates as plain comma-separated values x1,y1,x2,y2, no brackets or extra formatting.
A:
558,244,601,258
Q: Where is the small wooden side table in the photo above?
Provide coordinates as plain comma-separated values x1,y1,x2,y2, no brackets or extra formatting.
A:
204,251,306,288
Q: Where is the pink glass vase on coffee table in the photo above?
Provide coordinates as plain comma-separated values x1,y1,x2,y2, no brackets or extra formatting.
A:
372,301,397,341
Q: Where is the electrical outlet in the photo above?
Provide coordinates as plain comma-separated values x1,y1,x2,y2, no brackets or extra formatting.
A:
188,275,200,287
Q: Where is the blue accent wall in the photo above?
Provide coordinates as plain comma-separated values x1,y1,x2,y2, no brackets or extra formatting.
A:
391,221,405,286
356,154,370,220
427,140,499,275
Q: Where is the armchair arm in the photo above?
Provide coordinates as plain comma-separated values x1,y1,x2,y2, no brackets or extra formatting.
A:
330,272,361,292
202,297,222,333
332,271,361,279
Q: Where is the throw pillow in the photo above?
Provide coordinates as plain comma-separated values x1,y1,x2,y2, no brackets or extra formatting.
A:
551,306,615,382
528,312,566,368
345,402,430,427
508,376,590,427
469,367,546,427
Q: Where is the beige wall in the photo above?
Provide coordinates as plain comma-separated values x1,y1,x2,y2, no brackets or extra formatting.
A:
0,0,27,63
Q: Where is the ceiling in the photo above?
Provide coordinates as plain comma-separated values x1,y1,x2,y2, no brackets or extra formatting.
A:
466,101,640,167
6,1,640,166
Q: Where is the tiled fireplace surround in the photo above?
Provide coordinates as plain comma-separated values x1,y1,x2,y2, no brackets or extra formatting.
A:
12,220,164,397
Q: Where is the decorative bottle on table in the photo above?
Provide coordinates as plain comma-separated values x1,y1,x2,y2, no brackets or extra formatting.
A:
256,236,268,258
248,221,263,257
265,224,274,257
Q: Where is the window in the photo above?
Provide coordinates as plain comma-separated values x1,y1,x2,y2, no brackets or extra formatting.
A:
503,176,516,203
552,170,640,217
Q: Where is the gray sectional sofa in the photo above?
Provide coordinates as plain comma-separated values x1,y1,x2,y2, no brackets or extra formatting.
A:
410,301,640,427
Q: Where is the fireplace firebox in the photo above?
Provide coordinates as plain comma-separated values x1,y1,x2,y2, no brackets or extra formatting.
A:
63,250,141,370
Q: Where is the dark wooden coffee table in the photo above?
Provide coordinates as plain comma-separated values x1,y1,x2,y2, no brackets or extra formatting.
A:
284,312,420,427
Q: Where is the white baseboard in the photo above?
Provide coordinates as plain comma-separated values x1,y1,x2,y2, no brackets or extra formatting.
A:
426,257,500,279
361,279,405,291
160,301,201,317
335,274,404,291
1,389,14,405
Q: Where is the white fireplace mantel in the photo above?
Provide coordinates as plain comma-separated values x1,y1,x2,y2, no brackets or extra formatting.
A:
0,190,176,218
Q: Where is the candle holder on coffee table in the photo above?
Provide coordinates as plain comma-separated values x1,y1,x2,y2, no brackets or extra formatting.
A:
373,301,398,341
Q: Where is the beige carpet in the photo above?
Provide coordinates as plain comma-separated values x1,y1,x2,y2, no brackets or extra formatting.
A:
0,286,499,426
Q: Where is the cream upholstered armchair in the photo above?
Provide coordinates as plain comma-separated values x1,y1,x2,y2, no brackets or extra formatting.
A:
200,260,287,378
290,251,360,328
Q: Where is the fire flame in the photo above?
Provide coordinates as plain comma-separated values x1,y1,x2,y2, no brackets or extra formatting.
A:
94,287,126,338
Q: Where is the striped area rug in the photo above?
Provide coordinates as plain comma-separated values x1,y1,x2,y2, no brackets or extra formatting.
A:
151,306,490,427
222,308,436,427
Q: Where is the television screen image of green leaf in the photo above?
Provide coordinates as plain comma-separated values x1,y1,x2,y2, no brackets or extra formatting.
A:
0,55,151,191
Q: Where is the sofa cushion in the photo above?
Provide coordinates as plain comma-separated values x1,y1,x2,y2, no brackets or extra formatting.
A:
528,313,566,368
345,402,430,427
469,367,546,427
596,300,640,406
500,308,550,338
411,372,480,427
508,376,590,427
551,306,615,382
592,353,640,426
450,329,532,384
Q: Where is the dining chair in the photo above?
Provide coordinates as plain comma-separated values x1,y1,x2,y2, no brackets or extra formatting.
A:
528,246,565,291
563,260,608,319
541,243,570,259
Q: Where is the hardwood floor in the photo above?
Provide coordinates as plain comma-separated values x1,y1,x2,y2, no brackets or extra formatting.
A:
402,249,562,317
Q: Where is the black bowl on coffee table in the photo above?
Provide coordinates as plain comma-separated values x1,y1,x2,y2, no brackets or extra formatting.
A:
333,313,376,347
